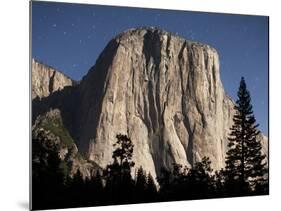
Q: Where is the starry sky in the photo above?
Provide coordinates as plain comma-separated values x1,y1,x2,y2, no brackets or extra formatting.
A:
31,1,269,135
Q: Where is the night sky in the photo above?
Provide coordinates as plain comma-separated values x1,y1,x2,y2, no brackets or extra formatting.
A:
31,1,268,135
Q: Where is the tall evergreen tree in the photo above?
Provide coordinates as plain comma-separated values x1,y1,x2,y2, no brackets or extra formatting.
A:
135,166,147,200
146,172,157,200
104,134,135,203
225,77,267,193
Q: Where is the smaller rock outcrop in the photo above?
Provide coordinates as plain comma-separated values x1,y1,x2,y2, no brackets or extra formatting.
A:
32,59,74,99
32,109,101,179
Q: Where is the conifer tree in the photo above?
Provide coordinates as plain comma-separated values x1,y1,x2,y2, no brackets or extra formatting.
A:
146,173,157,199
104,134,135,202
135,166,147,198
225,77,267,193
188,157,214,198
93,171,104,193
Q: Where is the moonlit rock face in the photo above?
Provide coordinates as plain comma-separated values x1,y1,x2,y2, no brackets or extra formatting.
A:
77,28,237,179
32,59,74,99
32,27,268,180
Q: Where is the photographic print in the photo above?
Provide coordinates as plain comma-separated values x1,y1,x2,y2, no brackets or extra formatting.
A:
31,1,269,210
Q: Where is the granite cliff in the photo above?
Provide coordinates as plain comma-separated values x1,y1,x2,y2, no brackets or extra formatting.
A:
32,27,267,180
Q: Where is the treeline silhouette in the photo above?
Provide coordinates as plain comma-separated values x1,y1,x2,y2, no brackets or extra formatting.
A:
32,77,268,210
32,134,158,210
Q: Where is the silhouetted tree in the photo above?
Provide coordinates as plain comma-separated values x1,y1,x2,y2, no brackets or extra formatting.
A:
157,167,173,199
92,171,104,196
225,77,267,195
135,166,147,201
69,169,86,206
32,133,68,209
104,134,135,203
188,157,215,198
157,157,215,200
213,169,227,197
79,171,105,206
146,172,157,200
254,175,269,195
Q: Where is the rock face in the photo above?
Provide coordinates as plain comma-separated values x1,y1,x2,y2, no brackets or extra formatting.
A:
32,59,74,99
258,133,268,161
76,27,236,180
32,27,267,180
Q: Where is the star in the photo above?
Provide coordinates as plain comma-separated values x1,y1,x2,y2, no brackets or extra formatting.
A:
52,23,57,27
63,31,67,35
79,39,82,43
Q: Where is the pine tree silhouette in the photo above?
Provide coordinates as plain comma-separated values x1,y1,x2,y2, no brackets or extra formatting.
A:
189,157,215,198
104,134,135,203
157,167,173,199
224,77,267,195
135,166,147,201
32,134,68,209
146,172,157,200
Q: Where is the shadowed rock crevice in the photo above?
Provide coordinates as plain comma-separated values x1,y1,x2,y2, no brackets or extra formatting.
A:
48,71,56,94
143,30,161,72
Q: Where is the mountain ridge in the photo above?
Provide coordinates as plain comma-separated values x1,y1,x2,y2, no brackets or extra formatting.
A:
32,58,76,99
